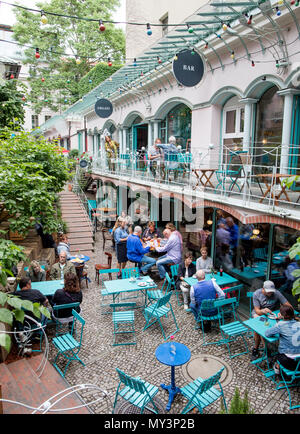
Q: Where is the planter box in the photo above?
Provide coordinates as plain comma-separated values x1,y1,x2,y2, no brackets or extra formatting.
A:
9,231,25,241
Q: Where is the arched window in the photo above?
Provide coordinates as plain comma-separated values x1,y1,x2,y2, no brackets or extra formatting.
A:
254,86,284,169
160,104,192,150
222,96,245,164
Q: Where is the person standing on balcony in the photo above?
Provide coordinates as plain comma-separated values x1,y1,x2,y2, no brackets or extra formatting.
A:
105,134,119,172
114,218,129,278
148,138,163,178
155,228,182,280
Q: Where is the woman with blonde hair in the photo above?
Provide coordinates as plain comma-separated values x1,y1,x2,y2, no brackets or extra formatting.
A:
26,260,46,282
52,272,83,319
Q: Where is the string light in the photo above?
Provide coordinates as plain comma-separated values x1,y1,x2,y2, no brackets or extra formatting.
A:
275,6,281,15
133,58,137,66
41,10,48,24
174,53,178,61
108,58,112,67
191,48,196,55
99,20,105,32
278,0,284,4
187,24,194,34
35,48,40,59
10,73,14,79
41,77,45,82
230,51,235,59
222,23,228,31
251,60,255,67
75,57,81,65
291,0,295,4
146,23,152,36
204,42,208,49
157,56,162,64
246,14,253,25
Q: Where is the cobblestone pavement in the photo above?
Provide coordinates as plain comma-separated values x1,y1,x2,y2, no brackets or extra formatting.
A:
45,232,300,415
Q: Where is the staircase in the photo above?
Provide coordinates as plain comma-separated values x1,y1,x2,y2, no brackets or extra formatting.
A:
0,355,91,414
59,188,94,257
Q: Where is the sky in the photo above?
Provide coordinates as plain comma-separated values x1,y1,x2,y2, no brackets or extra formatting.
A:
0,0,126,29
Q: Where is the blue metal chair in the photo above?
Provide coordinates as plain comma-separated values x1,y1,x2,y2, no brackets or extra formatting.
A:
246,291,254,318
147,272,171,304
170,264,182,306
181,368,227,414
214,150,247,194
99,268,120,314
277,357,300,410
195,299,224,346
110,302,136,346
215,297,250,359
52,309,85,378
112,368,159,414
52,302,80,336
143,292,179,340
253,248,268,261
122,267,140,279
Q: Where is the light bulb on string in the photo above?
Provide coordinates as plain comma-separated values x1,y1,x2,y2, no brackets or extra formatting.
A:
276,60,280,68
247,14,253,25
75,57,81,65
275,6,281,15
222,23,228,31
146,23,152,36
204,42,208,49
157,56,162,64
133,58,137,66
41,11,48,25
35,48,40,59
187,24,194,34
174,53,178,61
230,51,235,60
41,77,45,82
251,60,255,67
291,0,295,4
99,20,106,32
108,58,112,67
278,0,284,3
191,48,196,55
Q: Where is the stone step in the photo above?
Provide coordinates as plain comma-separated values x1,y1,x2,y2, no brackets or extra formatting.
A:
0,362,29,414
71,243,94,251
70,251,94,257
67,231,93,238
68,237,94,245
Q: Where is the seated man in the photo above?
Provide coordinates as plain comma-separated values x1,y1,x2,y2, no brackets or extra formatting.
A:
196,247,213,274
251,280,293,361
50,251,76,280
189,270,225,328
126,226,156,275
13,277,50,332
155,228,182,280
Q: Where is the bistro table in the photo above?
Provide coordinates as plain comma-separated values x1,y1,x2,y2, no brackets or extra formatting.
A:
184,272,238,288
256,173,293,205
155,341,191,412
104,276,157,307
192,168,217,189
17,280,64,297
230,262,280,284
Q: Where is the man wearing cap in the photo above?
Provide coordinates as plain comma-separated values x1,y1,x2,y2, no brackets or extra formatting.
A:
251,280,293,360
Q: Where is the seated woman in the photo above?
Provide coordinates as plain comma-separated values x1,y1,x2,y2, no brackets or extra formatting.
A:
176,252,196,311
26,260,46,282
196,247,213,273
52,272,83,320
265,305,300,374
143,221,161,241
57,234,71,259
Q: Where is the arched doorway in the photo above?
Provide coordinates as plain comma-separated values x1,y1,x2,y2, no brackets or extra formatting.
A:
159,103,192,151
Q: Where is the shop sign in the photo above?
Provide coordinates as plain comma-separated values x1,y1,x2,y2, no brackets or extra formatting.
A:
95,98,113,118
173,49,205,87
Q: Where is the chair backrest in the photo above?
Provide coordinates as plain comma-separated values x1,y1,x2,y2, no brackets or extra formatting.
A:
71,309,85,344
223,284,243,304
104,252,113,268
170,264,179,278
192,368,224,398
253,248,266,260
99,268,120,276
214,297,237,320
156,291,172,309
116,368,146,394
110,302,136,310
246,292,253,316
122,267,140,279
53,302,80,315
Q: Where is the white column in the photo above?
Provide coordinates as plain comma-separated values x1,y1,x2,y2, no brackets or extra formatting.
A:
147,121,153,151
122,128,128,153
277,89,299,173
153,121,159,140
239,98,258,152
118,128,123,154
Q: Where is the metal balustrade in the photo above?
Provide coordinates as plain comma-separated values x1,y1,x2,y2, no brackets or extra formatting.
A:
91,146,300,215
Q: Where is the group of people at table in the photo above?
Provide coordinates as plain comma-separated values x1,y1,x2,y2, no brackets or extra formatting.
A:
14,217,300,378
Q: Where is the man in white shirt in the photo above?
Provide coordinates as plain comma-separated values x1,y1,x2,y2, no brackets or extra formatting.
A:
196,247,213,273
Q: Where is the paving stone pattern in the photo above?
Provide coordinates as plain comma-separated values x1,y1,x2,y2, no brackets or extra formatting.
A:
45,232,300,415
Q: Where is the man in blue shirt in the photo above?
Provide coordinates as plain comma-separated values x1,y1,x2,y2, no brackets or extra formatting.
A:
126,226,156,275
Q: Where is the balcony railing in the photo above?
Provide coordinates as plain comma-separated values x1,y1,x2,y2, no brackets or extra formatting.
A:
91,147,300,215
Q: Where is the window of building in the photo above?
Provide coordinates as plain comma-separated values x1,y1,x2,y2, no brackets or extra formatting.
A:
45,115,51,123
31,115,39,129
160,14,168,36
159,104,192,150
222,96,245,164
254,85,283,171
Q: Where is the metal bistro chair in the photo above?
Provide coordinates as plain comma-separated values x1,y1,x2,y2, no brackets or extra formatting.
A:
52,310,85,378
277,357,300,410
215,297,250,359
110,302,136,346
95,252,113,284
195,299,224,346
143,292,179,340
222,284,243,317
52,302,80,337
147,271,172,305
181,368,227,414
99,268,120,315
214,150,248,194
170,264,183,306
121,267,141,302
112,368,159,414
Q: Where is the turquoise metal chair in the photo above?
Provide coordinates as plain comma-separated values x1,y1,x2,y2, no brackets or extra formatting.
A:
52,309,85,378
222,284,243,318
195,299,224,346
110,302,136,346
88,199,97,220
170,264,182,306
52,302,80,336
122,267,140,279
99,268,120,314
253,248,268,261
215,297,250,359
112,368,159,414
147,272,171,304
181,368,227,414
143,292,179,340
246,291,254,318
277,357,300,410
214,150,247,194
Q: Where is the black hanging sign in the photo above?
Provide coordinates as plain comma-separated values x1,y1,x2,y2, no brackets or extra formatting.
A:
79,159,88,168
173,49,205,87
95,98,113,118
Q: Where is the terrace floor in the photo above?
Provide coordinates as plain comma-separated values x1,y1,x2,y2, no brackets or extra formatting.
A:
41,232,300,415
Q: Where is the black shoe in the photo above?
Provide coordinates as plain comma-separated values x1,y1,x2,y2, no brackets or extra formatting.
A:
251,348,260,361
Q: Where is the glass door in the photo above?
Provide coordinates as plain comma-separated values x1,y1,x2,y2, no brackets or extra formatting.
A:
289,96,300,185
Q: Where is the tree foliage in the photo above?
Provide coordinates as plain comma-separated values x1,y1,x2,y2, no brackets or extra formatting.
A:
12,0,125,113
0,79,26,129
220,387,254,414
78,62,122,98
